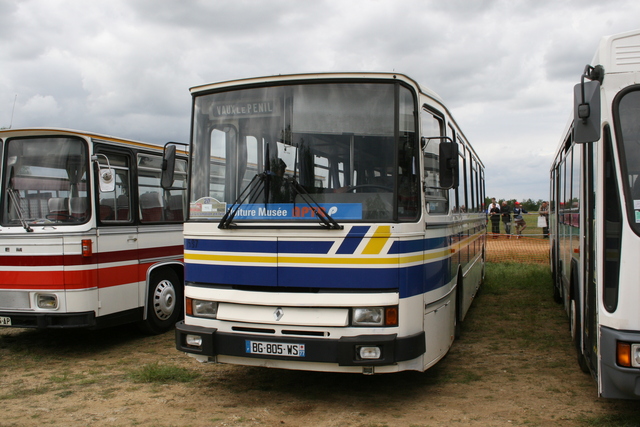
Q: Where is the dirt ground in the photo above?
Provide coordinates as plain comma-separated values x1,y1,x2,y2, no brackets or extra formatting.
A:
1,274,640,426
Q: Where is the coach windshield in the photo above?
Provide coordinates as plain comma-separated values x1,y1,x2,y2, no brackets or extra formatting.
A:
615,88,640,235
189,81,420,223
2,136,89,226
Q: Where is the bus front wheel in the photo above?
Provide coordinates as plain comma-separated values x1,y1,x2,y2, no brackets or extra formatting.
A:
139,269,183,334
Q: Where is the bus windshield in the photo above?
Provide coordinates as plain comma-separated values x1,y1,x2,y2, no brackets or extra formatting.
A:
190,81,420,223
2,136,89,226
616,89,640,235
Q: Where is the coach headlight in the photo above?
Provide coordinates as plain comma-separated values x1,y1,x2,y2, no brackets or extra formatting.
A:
36,294,58,309
633,344,640,368
186,297,218,319
351,306,398,327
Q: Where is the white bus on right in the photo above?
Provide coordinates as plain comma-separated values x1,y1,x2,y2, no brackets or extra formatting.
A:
550,29,640,399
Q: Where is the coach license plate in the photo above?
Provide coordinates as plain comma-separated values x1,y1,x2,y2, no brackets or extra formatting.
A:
0,316,11,326
245,340,305,357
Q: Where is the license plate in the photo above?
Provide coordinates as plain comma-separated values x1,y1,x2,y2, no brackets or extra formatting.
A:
0,316,11,326
245,340,305,357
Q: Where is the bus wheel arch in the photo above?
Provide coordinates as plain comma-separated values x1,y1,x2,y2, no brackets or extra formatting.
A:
139,265,184,334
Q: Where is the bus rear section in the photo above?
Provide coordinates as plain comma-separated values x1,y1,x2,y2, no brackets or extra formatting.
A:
174,72,485,373
0,129,186,333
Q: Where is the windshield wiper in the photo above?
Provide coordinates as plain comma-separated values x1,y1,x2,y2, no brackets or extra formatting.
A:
288,178,342,230
218,172,269,229
7,188,33,232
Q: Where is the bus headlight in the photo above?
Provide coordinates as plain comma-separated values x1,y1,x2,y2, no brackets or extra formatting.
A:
187,298,218,319
351,306,398,327
36,294,58,309
633,344,640,368
353,308,383,326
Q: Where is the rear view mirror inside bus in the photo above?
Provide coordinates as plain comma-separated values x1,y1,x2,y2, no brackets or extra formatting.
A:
574,79,601,143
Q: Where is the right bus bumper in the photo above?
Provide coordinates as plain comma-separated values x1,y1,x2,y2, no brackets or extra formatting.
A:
600,326,640,399
175,320,425,368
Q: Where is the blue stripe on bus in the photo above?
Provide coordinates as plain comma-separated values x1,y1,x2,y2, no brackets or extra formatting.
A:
277,240,334,254
186,263,279,287
185,238,277,253
336,226,371,254
387,236,448,254
185,259,451,299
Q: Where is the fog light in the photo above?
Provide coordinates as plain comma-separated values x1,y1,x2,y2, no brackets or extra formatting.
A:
357,345,382,360
36,294,58,309
186,334,203,347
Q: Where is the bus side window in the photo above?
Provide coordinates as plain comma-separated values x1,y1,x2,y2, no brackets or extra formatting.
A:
98,152,132,223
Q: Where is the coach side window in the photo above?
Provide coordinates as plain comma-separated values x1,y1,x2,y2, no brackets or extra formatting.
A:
138,153,187,223
421,109,448,214
97,152,132,223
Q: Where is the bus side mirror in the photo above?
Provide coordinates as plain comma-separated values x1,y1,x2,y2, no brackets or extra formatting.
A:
161,144,177,190
92,154,116,193
439,141,458,189
574,79,601,143
99,168,116,193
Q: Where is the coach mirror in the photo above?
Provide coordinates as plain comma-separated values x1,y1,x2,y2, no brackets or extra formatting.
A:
92,154,115,193
161,144,177,189
574,65,603,144
439,140,459,189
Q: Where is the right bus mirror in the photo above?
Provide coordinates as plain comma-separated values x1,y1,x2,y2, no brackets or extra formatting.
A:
574,80,601,143
161,144,177,190
439,141,458,189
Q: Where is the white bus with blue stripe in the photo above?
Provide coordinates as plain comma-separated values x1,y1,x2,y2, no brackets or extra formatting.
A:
171,72,486,373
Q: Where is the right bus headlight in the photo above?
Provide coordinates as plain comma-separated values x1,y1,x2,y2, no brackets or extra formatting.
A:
186,297,218,319
351,306,398,327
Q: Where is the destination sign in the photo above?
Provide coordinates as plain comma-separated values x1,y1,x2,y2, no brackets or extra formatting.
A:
212,101,275,117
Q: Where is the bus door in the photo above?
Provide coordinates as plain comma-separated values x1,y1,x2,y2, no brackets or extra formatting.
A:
94,149,140,317
583,142,598,374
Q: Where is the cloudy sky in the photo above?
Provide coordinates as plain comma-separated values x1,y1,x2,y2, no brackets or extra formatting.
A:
1,0,639,201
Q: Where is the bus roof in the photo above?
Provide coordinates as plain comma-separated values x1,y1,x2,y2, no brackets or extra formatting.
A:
0,127,187,154
592,29,640,75
189,72,445,102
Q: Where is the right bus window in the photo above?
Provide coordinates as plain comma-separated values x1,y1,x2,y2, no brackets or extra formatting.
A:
616,88,640,235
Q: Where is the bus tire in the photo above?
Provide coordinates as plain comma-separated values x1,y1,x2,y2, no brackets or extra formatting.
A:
139,268,183,334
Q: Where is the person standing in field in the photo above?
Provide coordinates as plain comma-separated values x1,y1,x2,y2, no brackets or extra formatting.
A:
501,201,512,237
513,201,528,238
539,201,549,238
488,198,501,237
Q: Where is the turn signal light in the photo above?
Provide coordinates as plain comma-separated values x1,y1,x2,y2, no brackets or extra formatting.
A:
82,239,92,257
617,341,631,367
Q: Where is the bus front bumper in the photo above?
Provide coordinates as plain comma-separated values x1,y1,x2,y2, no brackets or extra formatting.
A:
0,311,96,329
175,320,425,367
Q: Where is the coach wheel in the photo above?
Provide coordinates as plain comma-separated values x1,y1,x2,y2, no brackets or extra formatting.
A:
570,270,589,373
140,269,183,334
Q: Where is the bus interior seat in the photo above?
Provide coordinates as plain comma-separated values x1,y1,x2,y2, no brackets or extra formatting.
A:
48,197,69,219
70,198,88,220
140,192,163,222
99,199,115,221
167,194,184,221
116,195,129,220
